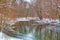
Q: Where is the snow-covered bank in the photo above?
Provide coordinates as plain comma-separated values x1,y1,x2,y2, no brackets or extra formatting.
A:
8,17,39,25
8,17,60,25
0,32,6,40
0,32,23,40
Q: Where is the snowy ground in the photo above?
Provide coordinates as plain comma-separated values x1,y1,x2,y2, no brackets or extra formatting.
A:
0,32,22,40
0,32,6,40
8,17,60,25
0,32,36,40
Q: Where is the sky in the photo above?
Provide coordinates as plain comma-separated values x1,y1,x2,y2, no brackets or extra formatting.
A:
24,0,31,3
16,0,31,5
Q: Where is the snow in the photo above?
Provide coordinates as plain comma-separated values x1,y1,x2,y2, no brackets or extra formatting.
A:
0,32,6,40
8,17,60,25
58,6,60,8
8,17,39,25
0,32,34,40
0,32,23,40
16,18,30,21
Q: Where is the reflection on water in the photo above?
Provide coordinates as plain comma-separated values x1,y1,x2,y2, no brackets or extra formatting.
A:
2,19,60,40
2,24,60,40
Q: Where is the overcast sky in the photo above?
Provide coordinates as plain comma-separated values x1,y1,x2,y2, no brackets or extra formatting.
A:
24,0,31,3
